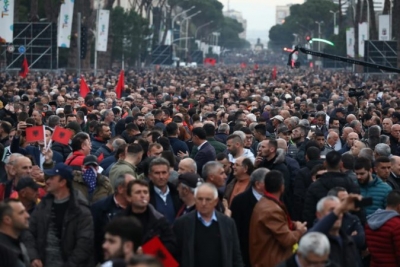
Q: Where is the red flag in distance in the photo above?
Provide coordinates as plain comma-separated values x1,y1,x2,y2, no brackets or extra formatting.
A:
115,70,125,99
80,76,90,98
19,58,29,78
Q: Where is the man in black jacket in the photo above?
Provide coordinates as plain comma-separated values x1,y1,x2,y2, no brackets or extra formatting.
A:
303,151,360,227
121,179,177,257
231,168,269,267
91,173,136,264
292,146,324,221
0,199,30,267
23,162,94,267
173,183,244,267
310,194,363,267
148,158,182,224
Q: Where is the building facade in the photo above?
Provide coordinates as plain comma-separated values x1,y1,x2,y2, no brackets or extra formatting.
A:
223,9,247,39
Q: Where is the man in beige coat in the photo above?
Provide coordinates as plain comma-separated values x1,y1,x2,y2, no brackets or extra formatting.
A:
249,170,307,267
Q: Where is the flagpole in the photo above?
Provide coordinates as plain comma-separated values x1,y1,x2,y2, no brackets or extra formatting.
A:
94,0,100,77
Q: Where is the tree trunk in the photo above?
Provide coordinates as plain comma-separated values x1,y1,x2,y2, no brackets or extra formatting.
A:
14,0,20,22
338,0,343,32
44,0,62,23
354,0,361,59
367,0,378,40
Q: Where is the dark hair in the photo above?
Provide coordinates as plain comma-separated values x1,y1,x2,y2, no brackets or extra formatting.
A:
133,113,144,120
254,124,266,135
127,179,149,196
341,153,355,170
0,122,11,134
192,127,207,140
264,170,284,193
354,157,372,171
104,217,143,252
315,131,325,138
127,255,163,267
305,140,320,151
310,164,326,177
0,200,19,225
242,158,254,175
325,151,342,169
327,186,347,197
127,143,144,155
126,123,139,132
203,124,216,137
95,122,109,136
216,152,229,161
375,156,391,166
147,132,161,143
71,132,90,152
306,146,320,161
387,190,400,207
161,150,175,168
157,137,171,151
240,127,252,135
165,122,178,136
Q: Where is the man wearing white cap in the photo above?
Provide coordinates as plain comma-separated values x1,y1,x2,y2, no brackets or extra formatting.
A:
270,115,284,137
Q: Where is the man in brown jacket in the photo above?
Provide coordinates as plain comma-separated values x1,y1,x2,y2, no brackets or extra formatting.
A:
249,170,307,267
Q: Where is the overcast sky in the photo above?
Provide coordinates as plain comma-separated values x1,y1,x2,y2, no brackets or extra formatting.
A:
218,0,304,40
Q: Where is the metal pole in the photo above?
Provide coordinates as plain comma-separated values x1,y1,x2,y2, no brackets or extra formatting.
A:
185,18,190,62
77,12,81,75
171,6,195,59
94,0,100,76
195,21,213,39
122,52,124,70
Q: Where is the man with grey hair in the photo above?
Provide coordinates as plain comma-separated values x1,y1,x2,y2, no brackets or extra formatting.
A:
310,194,363,266
103,109,116,136
231,168,269,267
144,113,155,130
48,115,61,129
277,232,331,267
91,173,136,263
173,182,244,267
216,123,230,144
374,143,392,158
178,158,197,174
95,137,126,160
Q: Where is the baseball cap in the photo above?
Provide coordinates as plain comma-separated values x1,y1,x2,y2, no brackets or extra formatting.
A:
16,178,40,191
277,126,292,134
270,115,284,122
178,173,203,188
83,155,99,166
44,163,74,181
86,100,94,107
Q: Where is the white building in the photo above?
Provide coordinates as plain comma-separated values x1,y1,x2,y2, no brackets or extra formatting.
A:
275,5,291,25
223,9,247,39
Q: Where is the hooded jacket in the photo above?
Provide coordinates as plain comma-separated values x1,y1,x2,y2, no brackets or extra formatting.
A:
365,209,400,267
303,171,360,227
359,174,392,216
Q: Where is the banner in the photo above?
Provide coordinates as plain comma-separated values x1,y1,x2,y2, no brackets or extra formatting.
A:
96,9,110,52
57,0,74,48
358,22,369,57
346,27,355,58
0,0,15,42
379,15,391,41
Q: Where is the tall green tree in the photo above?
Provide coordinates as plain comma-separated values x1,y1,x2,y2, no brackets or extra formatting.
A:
110,7,150,66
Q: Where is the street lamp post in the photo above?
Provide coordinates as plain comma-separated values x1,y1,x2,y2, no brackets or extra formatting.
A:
182,11,201,62
171,6,195,59
94,0,101,76
195,21,213,39
315,21,323,52
330,10,339,35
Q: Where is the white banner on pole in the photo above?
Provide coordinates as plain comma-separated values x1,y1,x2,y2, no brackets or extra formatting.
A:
358,22,369,57
96,10,110,52
0,0,15,42
57,0,74,48
346,27,355,58
379,15,391,41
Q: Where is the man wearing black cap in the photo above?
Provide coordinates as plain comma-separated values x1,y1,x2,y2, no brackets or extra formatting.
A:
23,162,94,267
72,155,113,204
176,173,203,218
15,178,39,214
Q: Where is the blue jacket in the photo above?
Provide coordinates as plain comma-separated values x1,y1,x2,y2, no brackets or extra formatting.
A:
359,174,392,216
11,137,64,166
168,137,189,156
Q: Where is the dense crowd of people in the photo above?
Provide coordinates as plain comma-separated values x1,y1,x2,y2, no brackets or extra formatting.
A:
1,65,400,267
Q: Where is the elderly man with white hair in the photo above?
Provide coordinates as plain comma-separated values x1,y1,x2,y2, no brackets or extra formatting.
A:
276,232,331,267
173,183,243,267
308,194,363,266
